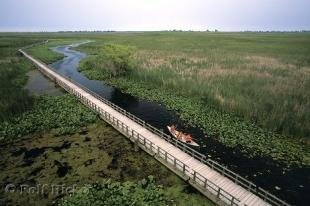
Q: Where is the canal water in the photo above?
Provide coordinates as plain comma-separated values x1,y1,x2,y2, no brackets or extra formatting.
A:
49,44,309,205
24,69,63,96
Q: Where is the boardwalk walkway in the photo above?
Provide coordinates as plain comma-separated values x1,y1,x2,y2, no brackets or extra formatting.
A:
20,48,289,206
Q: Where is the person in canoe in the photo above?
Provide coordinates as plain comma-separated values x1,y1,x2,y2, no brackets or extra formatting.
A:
171,124,176,133
178,131,184,141
185,134,192,143
167,124,199,146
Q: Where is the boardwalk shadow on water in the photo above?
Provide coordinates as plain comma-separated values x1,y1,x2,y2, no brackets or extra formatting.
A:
44,44,309,205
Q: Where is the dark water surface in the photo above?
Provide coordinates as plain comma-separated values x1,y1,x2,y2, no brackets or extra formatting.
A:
24,69,63,96
49,45,309,205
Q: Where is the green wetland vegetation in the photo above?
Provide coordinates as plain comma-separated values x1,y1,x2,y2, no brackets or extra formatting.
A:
21,32,310,167
0,37,38,121
0,95,98,142
74,32,310,167
1,32,310,205
1,120,213,205
60,176,169,206
0,35,213,205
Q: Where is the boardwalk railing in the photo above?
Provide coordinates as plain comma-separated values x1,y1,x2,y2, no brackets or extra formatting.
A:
29,55,240,206
20,46,290,206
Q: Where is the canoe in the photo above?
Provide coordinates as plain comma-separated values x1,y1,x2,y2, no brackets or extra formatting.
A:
167,126,199,147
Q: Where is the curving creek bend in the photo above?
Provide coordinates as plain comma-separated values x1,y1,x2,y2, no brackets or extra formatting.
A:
39,44,308,205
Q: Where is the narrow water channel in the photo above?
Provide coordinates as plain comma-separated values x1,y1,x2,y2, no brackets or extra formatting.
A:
49,44,309,205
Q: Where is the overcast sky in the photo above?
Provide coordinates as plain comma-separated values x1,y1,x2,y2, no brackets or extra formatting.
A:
0,0,309,32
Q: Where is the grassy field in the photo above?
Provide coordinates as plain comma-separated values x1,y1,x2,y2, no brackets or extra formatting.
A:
0,35,213,205
78,32,310,139
73,32,310,166
18,32,310,166
0,36,40,121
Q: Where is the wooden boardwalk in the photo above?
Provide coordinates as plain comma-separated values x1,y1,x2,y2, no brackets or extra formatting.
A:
20,48,290,206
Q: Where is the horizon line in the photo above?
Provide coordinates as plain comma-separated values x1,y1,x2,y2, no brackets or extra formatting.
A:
1,30,310,33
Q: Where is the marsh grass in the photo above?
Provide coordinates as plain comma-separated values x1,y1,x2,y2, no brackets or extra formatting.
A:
78,32,310,139
25,32,310,166
132,51,310,138
0,36,43,121
26,44,64,64
75,32,310,166
0,36,77,121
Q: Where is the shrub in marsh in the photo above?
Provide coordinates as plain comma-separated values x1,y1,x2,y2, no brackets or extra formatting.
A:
79,44,135,79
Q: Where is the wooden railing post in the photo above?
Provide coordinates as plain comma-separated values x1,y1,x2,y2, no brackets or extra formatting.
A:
262,189,267,201
217,188,221,198
231,197,235,206
204,179,207,188
134,133,140,152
